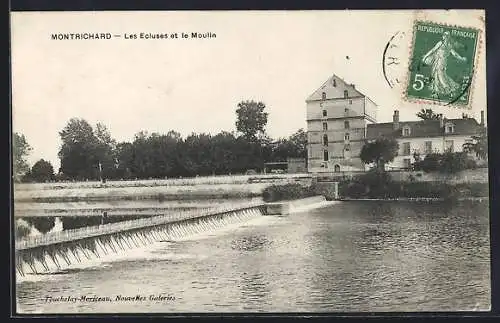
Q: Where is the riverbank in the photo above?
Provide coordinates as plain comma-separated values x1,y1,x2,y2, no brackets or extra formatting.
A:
262,180,489,202
14,175,312,203
14,183,267,203
14,174,311,191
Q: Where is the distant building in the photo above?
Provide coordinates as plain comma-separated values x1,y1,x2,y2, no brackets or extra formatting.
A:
306,74,377,173
366,110,485,170
263,157,307,174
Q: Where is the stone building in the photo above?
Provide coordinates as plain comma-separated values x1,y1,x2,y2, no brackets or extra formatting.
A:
305,73,485,173
306,74,377,173
366,110,485,170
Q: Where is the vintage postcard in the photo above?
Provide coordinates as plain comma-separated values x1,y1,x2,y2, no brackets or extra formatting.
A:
11,10,489,314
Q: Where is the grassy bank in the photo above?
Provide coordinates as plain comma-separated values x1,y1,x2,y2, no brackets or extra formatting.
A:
262,171,489,202
338,170,489,200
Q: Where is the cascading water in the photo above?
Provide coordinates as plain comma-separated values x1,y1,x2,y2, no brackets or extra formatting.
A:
16,206,265,277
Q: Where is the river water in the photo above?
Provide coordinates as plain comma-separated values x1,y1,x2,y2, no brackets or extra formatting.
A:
15,199,490,313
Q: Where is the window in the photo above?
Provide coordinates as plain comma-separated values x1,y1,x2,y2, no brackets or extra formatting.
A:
343,90,348,98
344,120,350,129
445,122,455,133
345,107,349,113
334,164,340,172
402,126,411,136
332,79,337,87
349,99,352,105
322,109,327,117
445,140,454,152
344,145,351,159
323,150,329,161
322,122,328,131
322,92,326,100
323,134,329,146
344,133,350,141
403,142,411,155
425,141,433,154
403,158,411,169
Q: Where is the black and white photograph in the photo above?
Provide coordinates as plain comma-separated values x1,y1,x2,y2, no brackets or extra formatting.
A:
11,10,490,313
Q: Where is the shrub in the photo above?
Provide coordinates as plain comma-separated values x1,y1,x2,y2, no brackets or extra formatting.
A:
414,152,477,174
262,183,316,202
15,219,32,239
25,217,55,234
338,169,394,199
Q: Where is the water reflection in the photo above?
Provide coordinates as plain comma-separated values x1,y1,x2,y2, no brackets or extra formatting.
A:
16,200,490,313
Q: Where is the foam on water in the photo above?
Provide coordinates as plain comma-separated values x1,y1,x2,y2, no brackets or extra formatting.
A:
15,208,274,283
289,201,338,214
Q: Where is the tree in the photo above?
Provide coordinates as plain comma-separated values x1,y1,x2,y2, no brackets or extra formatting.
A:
26,159,55,182
416,108,440,120
463,127,488,160
360,137,399,170
12,132,32,180
58,118,101,180
211,131,237,174
288,128,307,158
94,122,117,179
235,100,268,142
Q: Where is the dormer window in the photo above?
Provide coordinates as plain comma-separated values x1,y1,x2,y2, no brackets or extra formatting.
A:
402,126,411,137
445,122,455,134
343,90,348,98
322,92,326,100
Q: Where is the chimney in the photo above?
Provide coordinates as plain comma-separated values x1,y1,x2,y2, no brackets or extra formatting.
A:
393,110,400,130
439,114,444,128
480,110,484,126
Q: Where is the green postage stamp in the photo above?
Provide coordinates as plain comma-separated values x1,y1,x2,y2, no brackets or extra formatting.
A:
406,21,480,107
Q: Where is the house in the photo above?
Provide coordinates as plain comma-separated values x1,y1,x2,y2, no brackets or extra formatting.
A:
305,74,377,173
366,110,485,170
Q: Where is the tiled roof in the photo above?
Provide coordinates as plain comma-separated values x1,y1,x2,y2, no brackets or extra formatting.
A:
366,118,482,139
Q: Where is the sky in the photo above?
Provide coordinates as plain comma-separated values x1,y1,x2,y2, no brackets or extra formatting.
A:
11,10,486,170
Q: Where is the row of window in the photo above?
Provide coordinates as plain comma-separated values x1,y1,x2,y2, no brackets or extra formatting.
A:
322,121,350,129
322,134,350,145
321,106,352,118
401,123,456,137
401,140,456,156
322,90,349,100
316,140,471,160
322,146,350,161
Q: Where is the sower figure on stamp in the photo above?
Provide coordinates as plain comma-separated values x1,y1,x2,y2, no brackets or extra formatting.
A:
422,31,467,99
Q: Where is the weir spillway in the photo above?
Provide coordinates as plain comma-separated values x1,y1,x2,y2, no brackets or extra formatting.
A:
15,203,268,276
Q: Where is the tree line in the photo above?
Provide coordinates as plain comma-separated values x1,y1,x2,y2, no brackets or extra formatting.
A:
14,100,307,183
